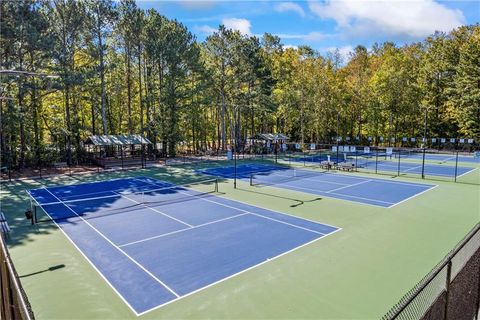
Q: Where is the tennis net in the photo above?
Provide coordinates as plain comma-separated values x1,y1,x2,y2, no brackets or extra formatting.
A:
33,179,219,223
345,152,389,167
250,168,322,187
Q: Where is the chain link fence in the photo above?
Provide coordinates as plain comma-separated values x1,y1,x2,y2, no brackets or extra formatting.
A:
382,223,480,320
0,234,35,319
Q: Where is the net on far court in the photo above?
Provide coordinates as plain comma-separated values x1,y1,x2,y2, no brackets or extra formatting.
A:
31,179,219,223
250,168,322,187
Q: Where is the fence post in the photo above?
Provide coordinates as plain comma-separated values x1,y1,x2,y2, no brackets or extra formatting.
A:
454,151,459,182
475,258,480,320
120,147,124,170
444,260,452,320
421,147,426,179
397,150,401,176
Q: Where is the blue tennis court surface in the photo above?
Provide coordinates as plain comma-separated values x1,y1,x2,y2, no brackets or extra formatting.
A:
395,153,480,163
27,177,339,315
288,154,475,177
198,165,437,208
359,159,475,177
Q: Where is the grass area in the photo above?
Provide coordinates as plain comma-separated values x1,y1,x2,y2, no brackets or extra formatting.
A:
1,160,479,319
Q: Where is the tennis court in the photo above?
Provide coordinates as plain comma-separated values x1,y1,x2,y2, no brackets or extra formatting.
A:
349,156,475,177
27,177,339,315
390,152,480,163
287,152,475,177
198,164,436,207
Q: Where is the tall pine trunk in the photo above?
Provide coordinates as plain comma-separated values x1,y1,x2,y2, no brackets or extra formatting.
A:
99,29,107,135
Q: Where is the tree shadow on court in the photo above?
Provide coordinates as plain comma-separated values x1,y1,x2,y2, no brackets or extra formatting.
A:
236,186,322,208
18,264,66,278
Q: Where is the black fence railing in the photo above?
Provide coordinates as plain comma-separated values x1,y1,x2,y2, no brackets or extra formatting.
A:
382,223,480,320
0,234,35,320
275,147,480,185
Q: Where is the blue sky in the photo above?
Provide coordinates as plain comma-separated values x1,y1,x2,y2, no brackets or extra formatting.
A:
138,1,480,57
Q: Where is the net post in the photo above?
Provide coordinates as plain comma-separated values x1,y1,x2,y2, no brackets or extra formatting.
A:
375,148,378,174
249,174,253,186
215,179,218,193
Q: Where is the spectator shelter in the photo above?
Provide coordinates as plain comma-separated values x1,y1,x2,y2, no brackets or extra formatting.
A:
84,135,151,169
247,133,289,153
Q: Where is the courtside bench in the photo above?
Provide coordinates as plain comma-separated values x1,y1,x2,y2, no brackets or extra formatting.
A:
320,160,335,169
0,211,10,238
336,162,356,172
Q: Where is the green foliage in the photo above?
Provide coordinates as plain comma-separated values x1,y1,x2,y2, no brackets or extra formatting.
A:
1,1,479,169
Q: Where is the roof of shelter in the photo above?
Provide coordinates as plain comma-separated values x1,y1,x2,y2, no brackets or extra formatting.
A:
84,135,151,146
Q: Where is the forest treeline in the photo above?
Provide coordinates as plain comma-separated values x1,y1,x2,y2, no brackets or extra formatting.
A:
1,0,479,167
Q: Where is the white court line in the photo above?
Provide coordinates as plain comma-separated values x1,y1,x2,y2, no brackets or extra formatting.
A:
25,190,141,317
263,172,348,186
402,164,424,173
289,167,435,188
137,178,326,235
40,176,149,193
119,213,249,247
456,167,479,178
129,177,342,315
203,167,434,207
177,189,325,235
41,188,181,299
326,179,372,193
116,192,193,228
136,178,342,231
374,163,460,178
140,177,342,231
31,180,343,317
258,181,394,206
136,227,342,316
388,185,439,208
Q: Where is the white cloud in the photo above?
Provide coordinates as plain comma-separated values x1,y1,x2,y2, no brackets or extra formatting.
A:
284,44,299,50
274,2,306,17
276,31,326,41
222,18,252,35
324,45,355,62
308,0,465,38
195,25,217,35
